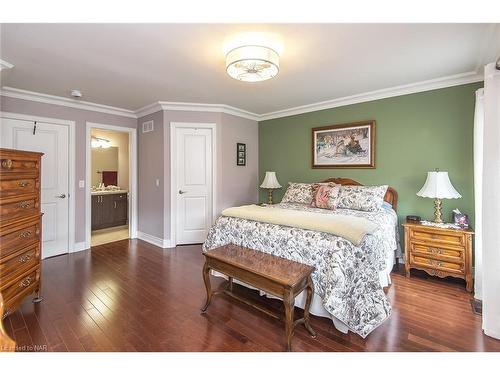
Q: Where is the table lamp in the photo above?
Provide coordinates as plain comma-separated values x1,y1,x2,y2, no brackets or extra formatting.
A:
260,171,282,205
416,169,461,223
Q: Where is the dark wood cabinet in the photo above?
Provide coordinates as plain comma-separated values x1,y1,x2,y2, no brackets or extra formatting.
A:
91,193,128,230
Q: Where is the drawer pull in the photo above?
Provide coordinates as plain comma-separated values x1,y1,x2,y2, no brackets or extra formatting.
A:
18,254,32,263
427,259,443,267
19,277,32,288
1,159,13,169
18,201,31,209
19,181,30,187
428,247,443,255
19,230,32,238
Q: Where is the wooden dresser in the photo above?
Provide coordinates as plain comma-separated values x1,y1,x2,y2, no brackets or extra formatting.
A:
0,148,43,318
403,220,474,292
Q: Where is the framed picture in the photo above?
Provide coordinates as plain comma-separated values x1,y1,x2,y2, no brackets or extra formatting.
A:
311,120,375,168
236,143,246,166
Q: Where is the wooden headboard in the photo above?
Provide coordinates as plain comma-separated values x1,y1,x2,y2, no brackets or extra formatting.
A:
321,177,398,211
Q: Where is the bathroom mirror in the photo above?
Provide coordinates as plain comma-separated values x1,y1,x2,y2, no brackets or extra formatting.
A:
91,146,118,187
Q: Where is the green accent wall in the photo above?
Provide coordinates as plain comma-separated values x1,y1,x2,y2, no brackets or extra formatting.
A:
259,82,482,229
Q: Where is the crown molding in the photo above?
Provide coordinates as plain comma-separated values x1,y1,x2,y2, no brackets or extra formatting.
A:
0,86,137,118
135,102,163,118
159,101,260,121
257,71,484,121
1,70,484,123
136,100,260,121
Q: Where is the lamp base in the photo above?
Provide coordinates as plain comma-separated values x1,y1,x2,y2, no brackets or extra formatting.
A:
267,189,274,205
434,198,443,223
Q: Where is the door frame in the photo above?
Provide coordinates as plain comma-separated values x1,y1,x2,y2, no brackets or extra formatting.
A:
170,122,217,247
85,122,138,248
0,111,77,253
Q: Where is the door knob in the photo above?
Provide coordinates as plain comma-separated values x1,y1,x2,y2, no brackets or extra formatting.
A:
55,194,66,198
179,190,187,194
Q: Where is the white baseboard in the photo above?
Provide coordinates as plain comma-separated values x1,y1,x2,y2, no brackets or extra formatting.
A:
137,231,175,248
72,241,88,253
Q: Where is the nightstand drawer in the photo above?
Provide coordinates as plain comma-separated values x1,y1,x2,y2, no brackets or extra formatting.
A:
410,243,463,262
410,228,464,247
411,255,464,274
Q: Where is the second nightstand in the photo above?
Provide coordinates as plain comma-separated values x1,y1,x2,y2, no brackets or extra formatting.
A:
402,221,474,292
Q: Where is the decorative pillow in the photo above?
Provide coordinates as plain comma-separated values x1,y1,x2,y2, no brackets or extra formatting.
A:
337,185,388,212
281,183,314,204
310,183,340,210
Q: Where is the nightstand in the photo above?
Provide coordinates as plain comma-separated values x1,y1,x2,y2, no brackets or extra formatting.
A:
402,221,474,292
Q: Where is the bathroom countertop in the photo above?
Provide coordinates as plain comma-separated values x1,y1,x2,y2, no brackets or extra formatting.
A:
91,190,128,195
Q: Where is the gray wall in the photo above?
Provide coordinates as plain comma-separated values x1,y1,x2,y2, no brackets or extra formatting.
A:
0,96,137,243
160,110,259,240
137,110,164,238
1,95,259,245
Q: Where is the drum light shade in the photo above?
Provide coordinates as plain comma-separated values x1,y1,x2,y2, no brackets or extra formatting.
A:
226,45,279,82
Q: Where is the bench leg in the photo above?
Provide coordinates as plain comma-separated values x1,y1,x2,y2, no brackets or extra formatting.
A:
201,262,212,313
284,290,294,352
303,276,317,338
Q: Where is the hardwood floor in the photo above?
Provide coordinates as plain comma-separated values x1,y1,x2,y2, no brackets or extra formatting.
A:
3,239,500,352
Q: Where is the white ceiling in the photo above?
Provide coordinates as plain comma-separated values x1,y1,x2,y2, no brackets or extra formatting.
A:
0,23,498,115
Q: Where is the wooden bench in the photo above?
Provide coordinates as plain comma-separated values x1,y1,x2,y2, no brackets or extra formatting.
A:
201,244,317,351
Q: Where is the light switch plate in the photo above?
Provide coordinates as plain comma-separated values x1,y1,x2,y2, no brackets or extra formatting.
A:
79,180,85,188
155,179,160,187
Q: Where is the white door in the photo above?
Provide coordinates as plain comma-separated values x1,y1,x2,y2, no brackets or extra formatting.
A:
175,126,213,244
1,118,69,258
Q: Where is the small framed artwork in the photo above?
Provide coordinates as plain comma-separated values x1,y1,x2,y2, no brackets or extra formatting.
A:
312,120,376,168
236,143,246,166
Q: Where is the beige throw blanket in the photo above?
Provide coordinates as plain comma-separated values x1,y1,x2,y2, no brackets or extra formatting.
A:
222,205,378,246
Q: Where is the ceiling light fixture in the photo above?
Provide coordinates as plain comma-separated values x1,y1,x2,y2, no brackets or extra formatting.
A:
0,59,14,71
70,89,82,98
226,45,279,82
91,136,111,149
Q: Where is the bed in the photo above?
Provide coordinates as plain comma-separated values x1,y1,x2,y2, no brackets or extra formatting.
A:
202,178,400,338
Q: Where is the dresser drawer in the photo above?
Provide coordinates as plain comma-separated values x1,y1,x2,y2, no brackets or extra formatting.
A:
0,195,39,219
0,243,40,284
0,155,40,176
411,254,464,275
410,243,463,262
0,267,40,303
0,218,41,260
0,177,38,199
410,228,464,247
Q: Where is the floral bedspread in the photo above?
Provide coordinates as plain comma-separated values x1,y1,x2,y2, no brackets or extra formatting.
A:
202,203,398,338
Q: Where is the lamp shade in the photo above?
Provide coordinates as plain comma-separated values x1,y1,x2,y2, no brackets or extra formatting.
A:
260,171,281,189
226,45,279,82
416,171,461,199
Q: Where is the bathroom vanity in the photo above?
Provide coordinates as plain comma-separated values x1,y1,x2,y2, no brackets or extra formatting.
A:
91,191,128,230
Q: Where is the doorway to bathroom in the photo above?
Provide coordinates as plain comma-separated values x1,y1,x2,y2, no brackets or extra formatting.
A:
85,122,137,248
